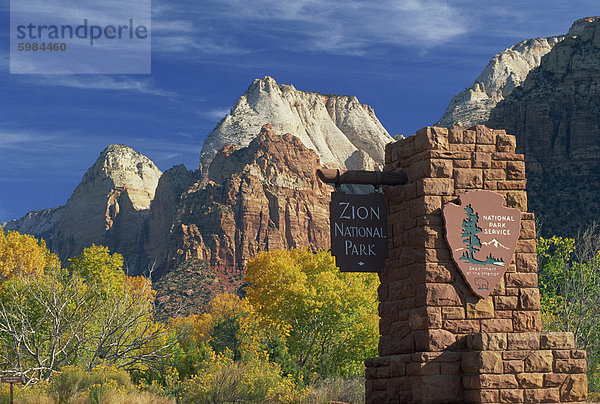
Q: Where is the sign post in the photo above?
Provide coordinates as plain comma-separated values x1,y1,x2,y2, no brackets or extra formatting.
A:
330,191,388,272
1,375,23,404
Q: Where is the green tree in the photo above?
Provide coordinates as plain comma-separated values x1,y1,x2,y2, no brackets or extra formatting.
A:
538,223,600,388
461,204,482,262
244,248,379,380
0,243,171,382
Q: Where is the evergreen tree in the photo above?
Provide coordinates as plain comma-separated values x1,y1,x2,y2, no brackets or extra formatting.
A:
461,204,482,262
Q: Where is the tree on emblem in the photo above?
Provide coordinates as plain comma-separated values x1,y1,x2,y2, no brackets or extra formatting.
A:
459,204,504,266
460,204,482,263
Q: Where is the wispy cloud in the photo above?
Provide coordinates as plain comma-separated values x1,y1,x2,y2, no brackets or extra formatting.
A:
201,107,229,121
26,76,175,97
152,0,470,57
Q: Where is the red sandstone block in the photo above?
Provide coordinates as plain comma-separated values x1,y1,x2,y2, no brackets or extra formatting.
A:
513,311,542,332
462,351,503,374
515,253,538,273
429,159,453,178
504,351,530,360
506,288,520,296
501,190,528,211
414,126,449,152
390,355,407,377
449,128,463,144
481,318,513,333
478,374,519,389
390,321,410,338
492,152,525,161
451,143,476,152
475,144,497,153
454,168,483,188
411,196,442,217
506,273,538,288
379,333,414,355
507,161,526,179
497,180,526,190
414,329,456,352
407,361,440,376
424,263,453,283
495,310,513,319
442,307,465,320
492,160,507,169
417,178,454,196
472,152,492,168
409,307,441,330
376,366,390,378
520,220,536,240
500,388,523,403
553,350,570,359
473,125,497,144
454,159,472,168
495,296,518,310
497,134,517,153
424,248,451,263
444,319,480,334
540,332,575,349
441,361,461,375
504,360,524,373
544,373,567,387
417,283,462,306
523,388,559,403
467,333,507,351
463,129,476,143
554,359,587,373
559,374,587,402
411,375,463,403
524,351,553,372
517,373,544,388
483,181,498,190
507,332,540,350
389,279,417,300
519,289,540,310
516,239,537,253
484,168,506,181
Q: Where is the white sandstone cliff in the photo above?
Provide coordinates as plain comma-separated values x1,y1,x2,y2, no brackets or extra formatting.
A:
199,76,393,171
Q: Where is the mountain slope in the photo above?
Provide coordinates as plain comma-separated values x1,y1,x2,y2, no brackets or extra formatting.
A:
436,36,563,128
487,17,600,236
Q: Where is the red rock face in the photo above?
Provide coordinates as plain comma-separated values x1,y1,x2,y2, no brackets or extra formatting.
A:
161,124,331,294
488,19,600,237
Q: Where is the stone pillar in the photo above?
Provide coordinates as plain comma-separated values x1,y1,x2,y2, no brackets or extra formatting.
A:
365,125,587,403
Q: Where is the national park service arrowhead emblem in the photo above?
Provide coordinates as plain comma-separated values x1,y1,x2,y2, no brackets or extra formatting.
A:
443,190,521,298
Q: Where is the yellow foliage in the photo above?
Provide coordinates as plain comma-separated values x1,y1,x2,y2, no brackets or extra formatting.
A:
245,248,380,378
170,313,214,347
0,229,59,280
208,292,250,321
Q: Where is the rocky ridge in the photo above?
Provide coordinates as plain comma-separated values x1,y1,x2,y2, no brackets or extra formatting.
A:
436,36,563,128
487,16,600,236
4,144,163,272
199,76,392,171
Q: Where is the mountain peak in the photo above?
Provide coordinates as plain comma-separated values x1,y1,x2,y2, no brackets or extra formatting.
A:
199,77,392,171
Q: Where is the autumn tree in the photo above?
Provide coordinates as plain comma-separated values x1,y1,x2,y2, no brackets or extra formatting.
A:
0,243,171,382
0,230,59,279
245,248,379,379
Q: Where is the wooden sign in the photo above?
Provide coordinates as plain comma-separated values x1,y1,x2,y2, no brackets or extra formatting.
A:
1,375,22,384
330,191,388,272
443,190,521,298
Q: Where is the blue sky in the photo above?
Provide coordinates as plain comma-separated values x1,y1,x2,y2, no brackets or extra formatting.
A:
0,0,598,223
